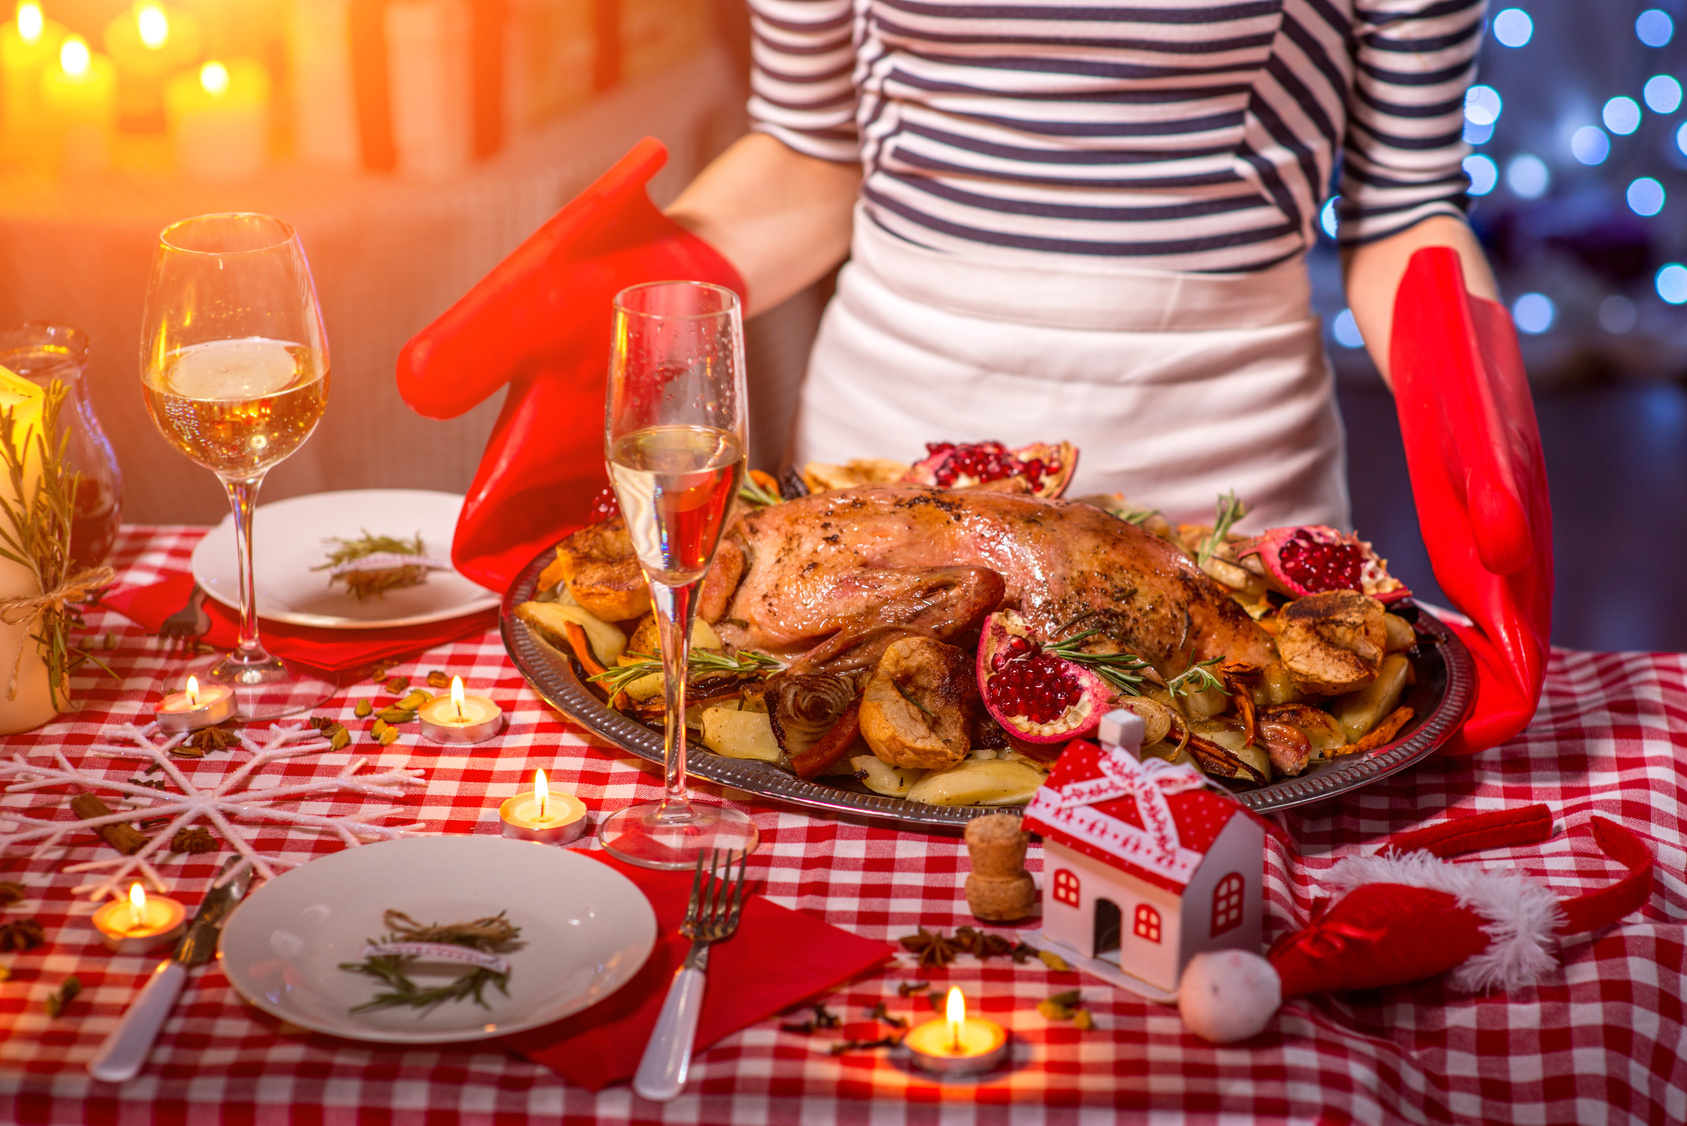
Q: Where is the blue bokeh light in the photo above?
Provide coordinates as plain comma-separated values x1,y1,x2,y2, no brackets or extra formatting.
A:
1319,198,1338,239
1599,295,1638,334
1465,86,1503,127
1464,155,1498,195
1658,264,1687,304
1332,310,1365,349
1512,294,1555,334
1637,9,1674,47
1628,177,1666,216
1492,8,1533,47
1572,126,1611,165
1603,96,1642,135
1463,119,1495,145
1506,154,1550,198
1644,75,1683,114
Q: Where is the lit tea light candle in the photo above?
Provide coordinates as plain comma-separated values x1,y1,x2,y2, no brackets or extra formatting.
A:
419,677,504,744
500,769,588,844
155,676,234,733
905,987,1010,1077
164,57,270,181
92,882,186,953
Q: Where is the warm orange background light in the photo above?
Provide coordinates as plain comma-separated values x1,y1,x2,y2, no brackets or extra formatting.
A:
136,2,167,48
59,34,89,76
199,59,227,95
17,1,43,43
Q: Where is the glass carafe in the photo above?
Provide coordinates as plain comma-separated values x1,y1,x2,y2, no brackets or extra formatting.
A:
0,323,124,569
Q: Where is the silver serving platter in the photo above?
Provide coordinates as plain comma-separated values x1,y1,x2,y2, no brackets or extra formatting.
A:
502,547,1476,830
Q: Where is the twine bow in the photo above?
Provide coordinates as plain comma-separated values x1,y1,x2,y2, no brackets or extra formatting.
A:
0,565,115,700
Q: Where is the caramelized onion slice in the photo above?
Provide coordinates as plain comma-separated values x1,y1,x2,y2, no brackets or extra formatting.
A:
767,674,857,759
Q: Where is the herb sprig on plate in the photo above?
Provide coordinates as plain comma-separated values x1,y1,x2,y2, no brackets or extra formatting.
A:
340,909,521,1013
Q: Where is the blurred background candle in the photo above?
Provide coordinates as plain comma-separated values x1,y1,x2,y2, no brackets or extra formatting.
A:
2,1,66,157
40,35,117,173
103,0,202,131
164,58,269,181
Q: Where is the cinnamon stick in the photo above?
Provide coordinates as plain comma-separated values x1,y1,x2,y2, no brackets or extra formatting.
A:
69,793,148,855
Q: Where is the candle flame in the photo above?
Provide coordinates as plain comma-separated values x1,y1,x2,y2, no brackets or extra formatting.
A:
946,986,964,1051
17,1,42,44
186,676,199,706
59,35,89,77
128,882,146,930
136,2,167,48
200,59,228,96
535,769,548,820
451,676,465,720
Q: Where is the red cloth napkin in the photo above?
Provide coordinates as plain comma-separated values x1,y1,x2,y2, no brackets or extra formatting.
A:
394,138,746,592
1391,248,1554,754
504,853,895,1091
101,571,497,680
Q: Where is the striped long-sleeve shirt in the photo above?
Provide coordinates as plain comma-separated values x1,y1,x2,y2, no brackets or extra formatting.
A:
749,0,1484,272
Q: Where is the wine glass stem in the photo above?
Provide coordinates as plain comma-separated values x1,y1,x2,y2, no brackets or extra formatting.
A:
651,576,701,819
219,473,271,663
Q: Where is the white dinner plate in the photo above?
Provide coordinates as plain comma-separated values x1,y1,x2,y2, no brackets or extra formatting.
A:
218,836,658,1044
191,489,500,629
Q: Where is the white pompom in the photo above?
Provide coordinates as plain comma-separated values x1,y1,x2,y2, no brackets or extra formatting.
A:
1178,949,1281,1043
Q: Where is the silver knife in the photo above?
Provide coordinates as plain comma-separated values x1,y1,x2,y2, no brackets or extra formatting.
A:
88,858,253,1084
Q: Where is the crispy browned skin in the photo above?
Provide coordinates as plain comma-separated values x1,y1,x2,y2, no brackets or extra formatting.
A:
716,486,1275,670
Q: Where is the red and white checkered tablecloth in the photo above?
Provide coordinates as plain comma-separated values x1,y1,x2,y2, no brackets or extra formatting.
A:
1,527,1683,1125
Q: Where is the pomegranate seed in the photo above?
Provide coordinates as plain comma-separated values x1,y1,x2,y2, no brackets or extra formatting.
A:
1279,529,1363,593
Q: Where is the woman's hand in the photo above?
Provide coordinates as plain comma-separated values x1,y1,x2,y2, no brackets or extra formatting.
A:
1341,215,1499,385
665,134,862,316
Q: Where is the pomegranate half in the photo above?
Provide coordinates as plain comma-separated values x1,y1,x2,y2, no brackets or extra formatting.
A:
902,441,1077,499
1237,525,1408,603
976,610,1111,744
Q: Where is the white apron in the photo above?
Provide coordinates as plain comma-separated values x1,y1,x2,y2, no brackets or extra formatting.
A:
789,213,1350,530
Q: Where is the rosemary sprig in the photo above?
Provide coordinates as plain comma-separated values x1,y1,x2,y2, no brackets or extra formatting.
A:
1166,657,1228,697
738,476,783,508
339,910,521,1013
0,383,114,709
588,647,781,697
1045,629,1152,696
1119,504,1160,527
314,530,427,569
1196,491,1249,568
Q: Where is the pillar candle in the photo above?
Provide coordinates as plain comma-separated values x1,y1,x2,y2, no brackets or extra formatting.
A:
40,36,117,173
288,0,359,168
103,1,202,129
164,58,269,181
0,366,56,735
1,3,67,155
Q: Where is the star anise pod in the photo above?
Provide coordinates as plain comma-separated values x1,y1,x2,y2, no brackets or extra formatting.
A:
179,725,240,756
171,827,218,853
954,926,1016,961
0,917,45,951
898,928,960,968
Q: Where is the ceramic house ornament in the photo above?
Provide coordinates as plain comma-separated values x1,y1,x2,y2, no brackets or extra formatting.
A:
1020,710,1264,1002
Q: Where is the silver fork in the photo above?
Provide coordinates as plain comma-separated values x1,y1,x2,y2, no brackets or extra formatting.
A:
157,585,210,647
632,849,749,1102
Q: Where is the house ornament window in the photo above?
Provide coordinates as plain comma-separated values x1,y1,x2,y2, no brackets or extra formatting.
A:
1212,873,1244,935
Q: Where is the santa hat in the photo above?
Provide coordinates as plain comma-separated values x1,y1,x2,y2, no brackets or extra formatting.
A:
1179,804,1654,1043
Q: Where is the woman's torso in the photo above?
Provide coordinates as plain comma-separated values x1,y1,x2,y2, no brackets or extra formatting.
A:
750,0,1481,272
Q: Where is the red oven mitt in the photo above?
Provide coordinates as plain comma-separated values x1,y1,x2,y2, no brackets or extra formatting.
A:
1390,247,1553,755
396,138,746,591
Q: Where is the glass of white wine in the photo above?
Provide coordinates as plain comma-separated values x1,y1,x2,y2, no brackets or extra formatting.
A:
139,213,334,719
598,280,758,869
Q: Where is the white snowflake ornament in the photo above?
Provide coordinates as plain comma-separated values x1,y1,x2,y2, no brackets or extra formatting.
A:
0,722,429,901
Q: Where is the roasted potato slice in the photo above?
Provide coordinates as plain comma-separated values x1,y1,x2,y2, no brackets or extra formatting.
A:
1383,612,1416,653
1332,653,1412,743
847,753,925,796
541,517,651,621
1277,590,1387,695
700,704,783,762
859,637,976,771
516,599,627,667
905,757,1047,807
623,614,721,659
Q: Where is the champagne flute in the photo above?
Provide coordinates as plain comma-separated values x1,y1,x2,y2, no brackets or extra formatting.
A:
598,281,758,869
139,213,334,719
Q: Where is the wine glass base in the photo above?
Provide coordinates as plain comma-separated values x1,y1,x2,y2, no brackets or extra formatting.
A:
175,652,337,721
598,801,759,870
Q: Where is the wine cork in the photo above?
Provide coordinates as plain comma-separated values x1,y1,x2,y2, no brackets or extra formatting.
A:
964,813,1036,922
